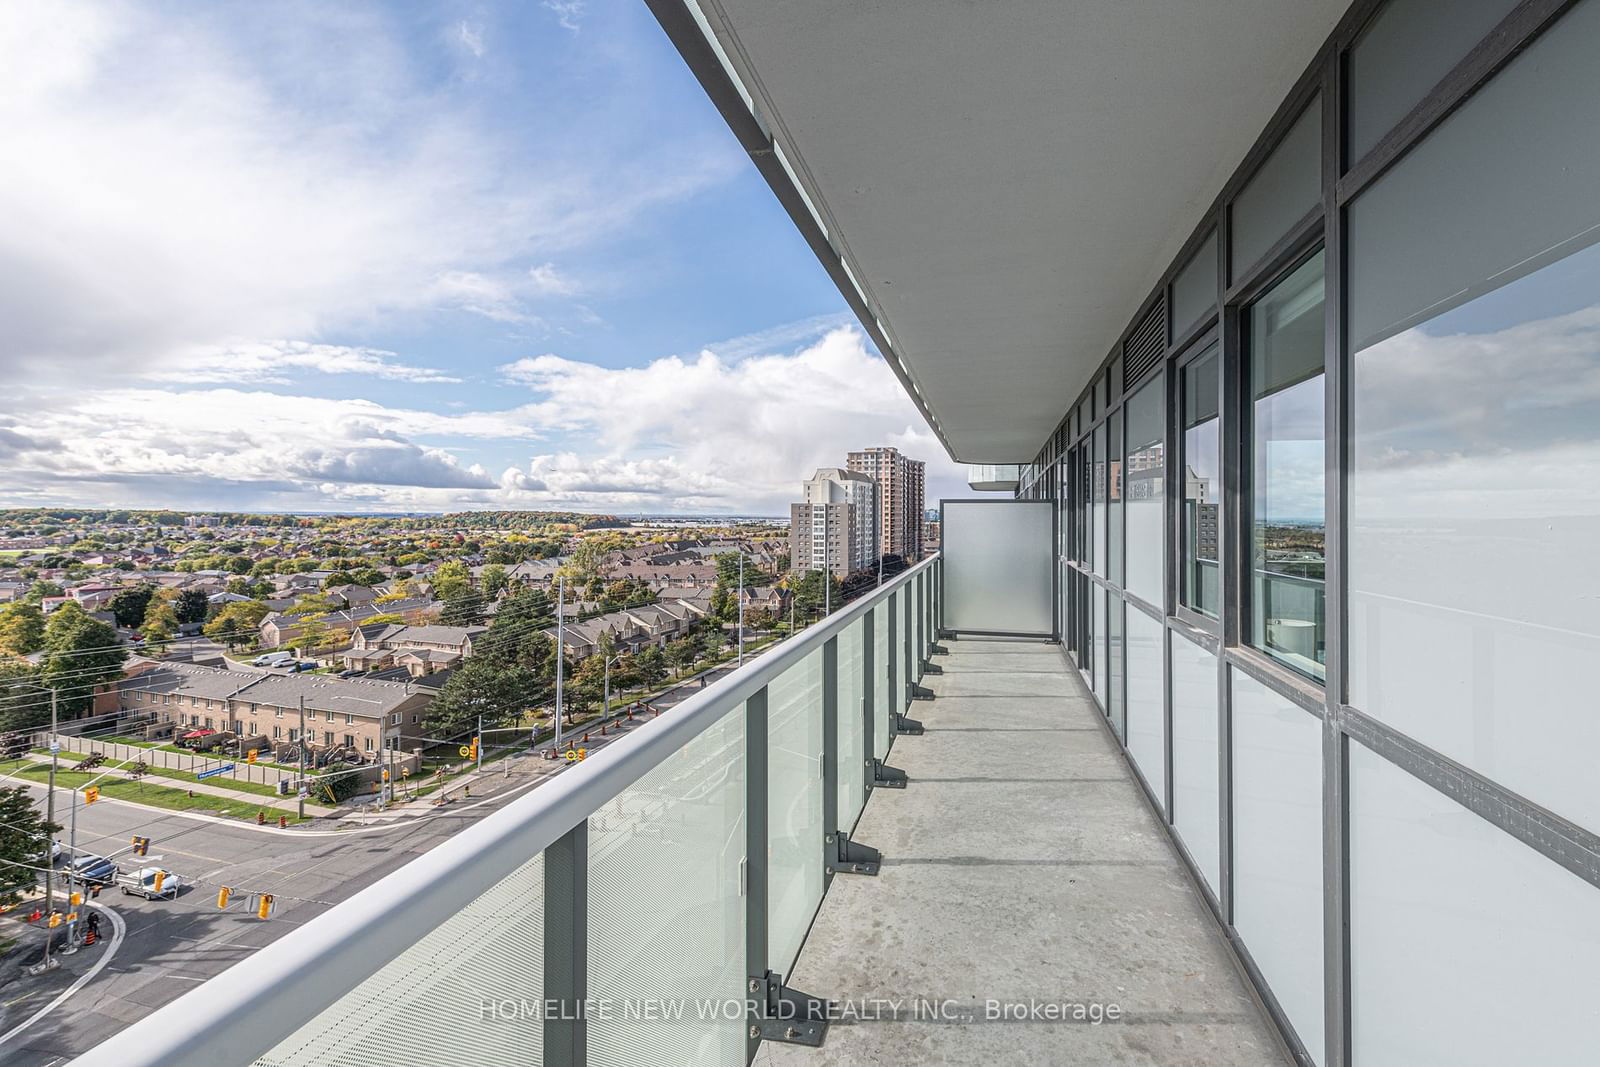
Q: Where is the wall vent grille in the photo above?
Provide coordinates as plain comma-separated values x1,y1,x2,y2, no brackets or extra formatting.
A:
1122,298,1166,389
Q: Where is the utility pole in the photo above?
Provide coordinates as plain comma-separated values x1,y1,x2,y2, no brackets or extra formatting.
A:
297,696,307,819
43,686,57,971
476,712,483,774
554,575,565,751
737,551,745,666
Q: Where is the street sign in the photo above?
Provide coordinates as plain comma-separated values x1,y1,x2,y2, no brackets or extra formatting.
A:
297,788,308,799
49,741,60,755
196,763,235,780
458,745,472,757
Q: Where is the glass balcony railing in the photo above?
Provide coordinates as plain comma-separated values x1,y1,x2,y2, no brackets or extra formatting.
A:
83,556,943,1067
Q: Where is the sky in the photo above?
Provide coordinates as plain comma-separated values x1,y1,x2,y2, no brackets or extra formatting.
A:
0,0,968,517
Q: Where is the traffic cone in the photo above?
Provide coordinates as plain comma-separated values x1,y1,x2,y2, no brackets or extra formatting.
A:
278,815,288,828
28,907,41,922
257,811,266,825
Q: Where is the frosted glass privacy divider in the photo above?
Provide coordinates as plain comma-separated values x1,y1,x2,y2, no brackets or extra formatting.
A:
256,854,544,1067
873,603,890,760
1230,669,1324,1062
1348,741,1600,1066
1169,632,1220,894
1125,607,1166,809
766,649,825,976
837,619,866,831
587,703,746,1067
940,499,1054,636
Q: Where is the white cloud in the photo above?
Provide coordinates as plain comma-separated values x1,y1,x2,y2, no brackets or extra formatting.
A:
543,1,585,33
494,326,964,512
0,0,737,380
144,340,461,385
456,20,485,58
527,262,581,298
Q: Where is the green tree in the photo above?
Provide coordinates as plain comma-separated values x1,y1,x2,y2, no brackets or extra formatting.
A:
791,570,837,618
322,570,356,589
665,636,698,677
142,601,179,643
480,563,509,600
423,655,541,738
109,584,156,628
433,560,471,601
205,600,272,646
352,566,387,587
41,602,126,717
633,645,666,688
560,540,611,587
0,602,45,655
440,589,482,626
172,588,209,625
0,786,61,907
224,555,254,575
0,659,48,735
22,580,63,605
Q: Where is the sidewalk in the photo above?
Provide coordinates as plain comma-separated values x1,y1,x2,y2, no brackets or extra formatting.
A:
17,753,336,817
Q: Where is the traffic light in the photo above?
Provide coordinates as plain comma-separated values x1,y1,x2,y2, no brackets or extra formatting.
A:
217,886,232,909
131,835,150,856
152,871,166,894
48,912,62,928
381,768,390,782
469,736,479,761
247,748,258,764
84,785,100,805
69,891,82,907
256,894,273,920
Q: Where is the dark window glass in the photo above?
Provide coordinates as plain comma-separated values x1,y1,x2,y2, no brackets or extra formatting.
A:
1181,345,1221,617
1248,251,1326,680
1233,100,1321,280
1108,408,1123,586
1172,230,1219,338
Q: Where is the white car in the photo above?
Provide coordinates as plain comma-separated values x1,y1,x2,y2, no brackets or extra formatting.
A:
119,867,182,900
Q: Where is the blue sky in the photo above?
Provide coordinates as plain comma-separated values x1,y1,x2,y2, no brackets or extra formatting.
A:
0,0,964,515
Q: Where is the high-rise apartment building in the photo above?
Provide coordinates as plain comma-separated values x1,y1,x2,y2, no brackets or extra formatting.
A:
789,467,877,577
846,446,925,561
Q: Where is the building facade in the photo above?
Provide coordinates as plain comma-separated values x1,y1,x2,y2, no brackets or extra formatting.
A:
789,467,877,577
846,446,925,561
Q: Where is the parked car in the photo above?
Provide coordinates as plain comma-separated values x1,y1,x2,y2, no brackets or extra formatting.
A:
118,867,182,900
292,661,318,672
68,854,117,887
251,652,294,668
337,668,366,678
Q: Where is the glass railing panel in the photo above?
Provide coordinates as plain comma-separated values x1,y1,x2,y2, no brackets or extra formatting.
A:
587,702,746,1067
254,854,544,1066
766,650,824,976
838,618,866,830
873,603,890,760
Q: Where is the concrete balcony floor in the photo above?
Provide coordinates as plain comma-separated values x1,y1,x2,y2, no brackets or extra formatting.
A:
762,638,1290,1066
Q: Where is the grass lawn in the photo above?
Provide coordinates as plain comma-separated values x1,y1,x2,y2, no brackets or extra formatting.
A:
30,748,283,798
0,760,310,823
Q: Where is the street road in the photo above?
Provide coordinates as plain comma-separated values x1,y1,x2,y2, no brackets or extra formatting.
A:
0,768,549,1066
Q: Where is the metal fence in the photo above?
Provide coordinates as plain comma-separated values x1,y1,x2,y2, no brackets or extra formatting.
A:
81,555,942,1067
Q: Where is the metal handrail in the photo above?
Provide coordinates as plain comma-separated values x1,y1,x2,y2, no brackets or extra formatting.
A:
78,554,939,1067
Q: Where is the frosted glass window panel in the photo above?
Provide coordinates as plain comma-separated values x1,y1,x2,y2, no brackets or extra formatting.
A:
1172,230,1219,338
1349,742,1600,1066
1348,2,1600,835
1230,670,1324,1062
941,501,1054,636
838,619,866,831
1347,0,1519,165
257,855,544,1067
1124,375,1165,606
1108,408,1123,585
588,706,745,1067
1249,252,1326,681
1092,585,1108,712
1125,607,1167,808
1232,99,1320,279
873,605,889,760
1108,598,1125,741
1169,633,1220,894
766,651,824,976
